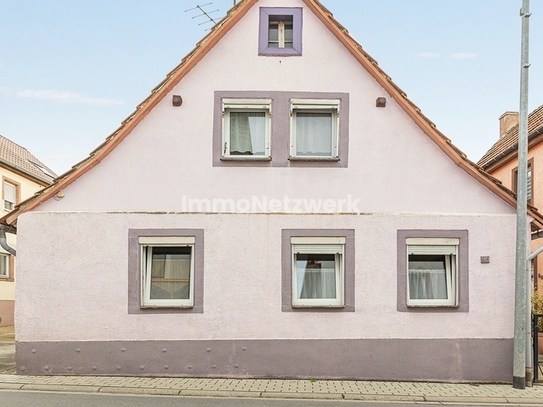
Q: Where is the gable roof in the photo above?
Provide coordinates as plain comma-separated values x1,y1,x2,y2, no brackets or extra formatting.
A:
478,104,543,170
0,134,57,185
2,0,543,230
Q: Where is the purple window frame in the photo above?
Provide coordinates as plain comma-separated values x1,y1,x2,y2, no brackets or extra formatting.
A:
281,229,355,312
259,7,303,56
128,229,204,314
397,230,469,313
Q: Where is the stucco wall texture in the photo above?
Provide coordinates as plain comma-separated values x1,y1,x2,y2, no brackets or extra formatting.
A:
16,212,515,342
14,0,520,380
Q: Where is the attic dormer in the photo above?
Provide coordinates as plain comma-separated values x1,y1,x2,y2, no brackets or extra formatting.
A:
258,7,302,56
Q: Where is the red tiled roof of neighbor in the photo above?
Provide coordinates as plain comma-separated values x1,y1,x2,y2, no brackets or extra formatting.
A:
478,105,543,169
0,134,57,185
2,0,543,229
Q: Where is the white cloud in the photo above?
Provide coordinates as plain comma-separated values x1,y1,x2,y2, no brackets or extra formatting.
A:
450,52,477,60
418,52,440,59
0,86,123,106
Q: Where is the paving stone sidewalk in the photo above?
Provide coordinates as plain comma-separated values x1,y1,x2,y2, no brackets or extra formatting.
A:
1,374,543,404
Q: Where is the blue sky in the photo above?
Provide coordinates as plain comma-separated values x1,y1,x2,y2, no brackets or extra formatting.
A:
0,0,542,175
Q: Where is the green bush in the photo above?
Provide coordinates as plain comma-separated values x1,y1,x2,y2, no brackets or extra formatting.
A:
532,290,543,332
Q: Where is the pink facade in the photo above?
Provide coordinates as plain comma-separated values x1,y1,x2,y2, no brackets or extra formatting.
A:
9,0,531,382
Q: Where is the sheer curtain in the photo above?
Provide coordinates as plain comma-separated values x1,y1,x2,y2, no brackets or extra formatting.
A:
295,112,332,156
408,257,449,300
296,254,337,299
230,112,266,155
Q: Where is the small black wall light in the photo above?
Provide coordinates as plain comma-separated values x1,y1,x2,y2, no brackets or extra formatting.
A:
172,95,183,107
376,97,386,108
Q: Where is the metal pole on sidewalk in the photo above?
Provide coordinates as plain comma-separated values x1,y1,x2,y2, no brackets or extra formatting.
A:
513,0,530,390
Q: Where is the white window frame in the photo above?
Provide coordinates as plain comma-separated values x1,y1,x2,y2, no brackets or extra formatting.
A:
140,236,195,308
268,20,293,49
0,253,9,278
406,237,459,307
291,236,345,308
290,99,340,159
222,99,272,160
3,181,16,212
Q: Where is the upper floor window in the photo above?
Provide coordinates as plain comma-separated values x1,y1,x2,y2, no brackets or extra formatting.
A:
259,8,302,56
268,19,293,49
0,253,9,278
222,99,271,160
290,99,340,160
2,178,19,212
213,91,350,168
512,158,533,204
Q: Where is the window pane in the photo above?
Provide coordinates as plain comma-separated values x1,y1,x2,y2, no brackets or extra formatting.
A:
268,23,279,47
284,23,293,48
4,182,16,210
408,254,448,300
150,246,191,300
528,168,532,202
229,111,266,155
296,253,337,299
295,112,333,156
0,255,7,277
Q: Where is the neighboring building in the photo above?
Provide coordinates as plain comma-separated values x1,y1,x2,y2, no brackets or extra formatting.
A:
478,105,543,292
3,0,543,382
0,135,56,326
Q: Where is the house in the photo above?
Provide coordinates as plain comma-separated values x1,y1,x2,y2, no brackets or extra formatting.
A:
0,134,56,326
478,105,543,292
3,0,543,382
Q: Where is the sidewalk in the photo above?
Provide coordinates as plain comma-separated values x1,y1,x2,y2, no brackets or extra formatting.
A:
1,326,543,403
1,374,543,404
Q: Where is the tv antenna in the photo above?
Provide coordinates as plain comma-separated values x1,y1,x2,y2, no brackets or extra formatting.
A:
185,3,220,27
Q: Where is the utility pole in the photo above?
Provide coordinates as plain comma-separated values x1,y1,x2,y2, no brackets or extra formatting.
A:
513,0,530,390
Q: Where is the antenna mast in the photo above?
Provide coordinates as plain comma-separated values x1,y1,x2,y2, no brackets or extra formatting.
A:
185,3,219,27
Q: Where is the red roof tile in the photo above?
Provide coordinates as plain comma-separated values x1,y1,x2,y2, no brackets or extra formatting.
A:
0,135,57,184
478,105,543,168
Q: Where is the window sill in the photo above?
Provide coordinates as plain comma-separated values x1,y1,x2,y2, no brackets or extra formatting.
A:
140,305,194,309
221,156,272,161
289,156,340,162
292,304,344,308
406,304,459,308
259,48,302,57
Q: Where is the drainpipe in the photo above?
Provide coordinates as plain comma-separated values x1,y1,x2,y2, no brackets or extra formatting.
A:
0,225,16,256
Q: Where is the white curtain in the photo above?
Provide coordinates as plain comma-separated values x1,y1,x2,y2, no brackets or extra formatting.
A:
295,112,332,156
296,258,336,299
408,259,448,300
230,112,266,155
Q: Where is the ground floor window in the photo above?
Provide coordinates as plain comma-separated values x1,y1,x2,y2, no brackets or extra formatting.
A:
291,237,345,307
140,236,195,308
128,229,204,314
406,238,458,307
282,229,355,312
397,230,468,312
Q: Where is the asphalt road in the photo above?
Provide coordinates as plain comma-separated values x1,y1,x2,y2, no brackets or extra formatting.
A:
0,391,538,407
